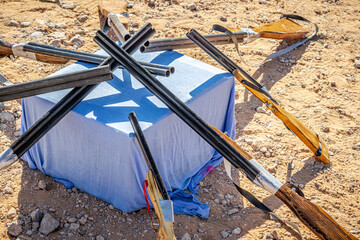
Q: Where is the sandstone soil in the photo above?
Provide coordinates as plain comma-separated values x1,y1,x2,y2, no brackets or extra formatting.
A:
0,0,359,239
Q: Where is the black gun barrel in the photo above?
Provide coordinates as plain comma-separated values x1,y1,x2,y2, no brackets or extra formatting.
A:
24,42,173,77
128,112,170,200
94,29,260,181
140,32,247,52
186,29,263,89
0,66,113,102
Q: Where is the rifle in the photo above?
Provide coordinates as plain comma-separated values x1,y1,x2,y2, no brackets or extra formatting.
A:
186,29,329,164
95,31,356,240
0,40,174,77
129,112,176,240
140,16,309,52
0,23,154,170
0,66,112,102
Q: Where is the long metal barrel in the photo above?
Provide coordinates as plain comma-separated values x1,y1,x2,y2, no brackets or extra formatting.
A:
23,42,173,77
0,66,111,101
108,13,131,43
0,23,154,170
140,32,247,52
128,112,170,200
94,29,260,180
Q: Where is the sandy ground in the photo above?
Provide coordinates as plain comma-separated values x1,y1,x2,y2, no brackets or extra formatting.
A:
0,0,359,239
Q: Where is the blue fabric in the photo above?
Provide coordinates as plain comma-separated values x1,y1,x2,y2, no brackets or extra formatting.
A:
21,48,235,219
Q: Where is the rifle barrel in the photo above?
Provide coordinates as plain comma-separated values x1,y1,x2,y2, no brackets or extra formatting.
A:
23,43,173,77
0,23,154,170
128,112,170,200
0,66,113,102
186,29,262,89
140,32,247,52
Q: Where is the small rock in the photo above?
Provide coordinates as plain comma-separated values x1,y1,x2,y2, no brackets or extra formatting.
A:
69,223,80,230
260,147,267,153
220,16,227,22
48,32,66,40
7,20,19,27
70,36,83,47
263,232,273,239
264,151,271,158
30,31,44,39
221,199,227,205
187,3,196,10
79,217,87,225
39,213,60,235
38,180,47,190
26,229,33,236
321,127,330,133
14,130,21,137
60,1,76,9
109,205,114,210
77,15,88,23
7,207,17,219
32,222,39,231
55,22,67,28
48,208,56,213
8,222,22,237
30,209,43,222
46,22,55,29
78,227,87,235
3,186,13,194
353,142,360,151
228,208,239,215
74,29,86,35
96,235,105,240
256,106,266,113
0,112,15,122
181,232,191,240
68,217,77,223
20,22,31,28
355,61,360,69
221,230,229,238
232,227,241,235
330,81,336,87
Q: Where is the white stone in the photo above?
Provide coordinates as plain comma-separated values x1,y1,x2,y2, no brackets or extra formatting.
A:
30,31,44,39
232,227,241,235
20,22,31,28
7,20,19,27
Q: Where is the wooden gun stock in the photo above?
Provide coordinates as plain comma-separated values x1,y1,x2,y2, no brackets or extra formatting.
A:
275,185,357,240
0,40,68,64
212,125,356,240
146,171,177,240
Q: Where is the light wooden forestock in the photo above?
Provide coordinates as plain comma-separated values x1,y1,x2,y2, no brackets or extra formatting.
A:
233,71,329,164
146,171,177,240
275,185,357,240
0,40,68,64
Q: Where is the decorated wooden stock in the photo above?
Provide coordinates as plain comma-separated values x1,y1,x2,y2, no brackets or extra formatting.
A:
212,126,356,240
146,171,177,240
187,29,329,164
276,185,357,240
